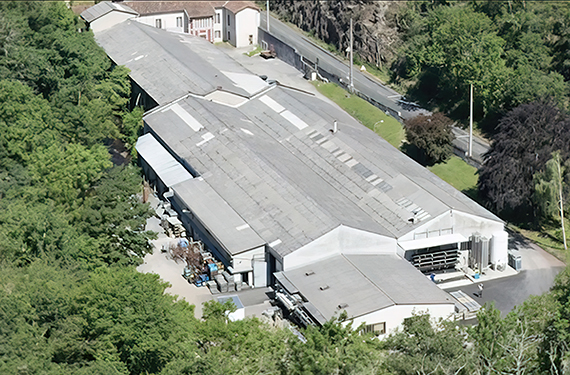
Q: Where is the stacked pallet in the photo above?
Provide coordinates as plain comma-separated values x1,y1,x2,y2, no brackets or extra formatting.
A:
207,280,219,294
215,274,228,293
222,271,235,291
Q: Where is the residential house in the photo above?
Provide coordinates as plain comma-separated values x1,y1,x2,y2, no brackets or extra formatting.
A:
80,1,138,32
122,1,259,46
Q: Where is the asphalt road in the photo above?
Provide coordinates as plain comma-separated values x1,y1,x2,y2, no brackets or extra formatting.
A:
261,13,490,162
261,13,427,120
451,127,490,166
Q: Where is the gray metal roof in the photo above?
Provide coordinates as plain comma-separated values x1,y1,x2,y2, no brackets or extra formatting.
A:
94,21,267,105
135,133,193,187
276,254,454,322
144,85,501,256
96,20,502,259
80,2,137,23
172,178,265,255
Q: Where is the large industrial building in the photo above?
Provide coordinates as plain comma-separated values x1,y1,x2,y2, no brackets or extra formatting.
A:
93,18,508,334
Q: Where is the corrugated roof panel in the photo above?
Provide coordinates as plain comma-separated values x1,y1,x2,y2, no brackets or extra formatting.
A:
172,178,266,255
135,133,193,187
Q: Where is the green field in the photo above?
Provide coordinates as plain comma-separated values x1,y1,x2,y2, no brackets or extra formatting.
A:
312,82,405,147
428,156,479,195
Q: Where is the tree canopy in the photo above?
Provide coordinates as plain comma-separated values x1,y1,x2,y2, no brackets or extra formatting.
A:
478,100,570,219
403,112,453,165
395,1,569,129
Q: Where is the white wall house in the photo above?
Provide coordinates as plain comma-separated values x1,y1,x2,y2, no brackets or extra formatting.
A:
218,3,260,47
117,1,259,46
234,7,260,47
80,2,137,33
136,11,187,34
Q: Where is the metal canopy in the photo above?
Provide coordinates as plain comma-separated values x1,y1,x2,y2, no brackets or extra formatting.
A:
135,133,193,188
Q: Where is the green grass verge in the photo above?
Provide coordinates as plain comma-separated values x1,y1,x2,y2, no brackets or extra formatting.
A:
428,156,479,195
245,46,262,57
312,82,404,148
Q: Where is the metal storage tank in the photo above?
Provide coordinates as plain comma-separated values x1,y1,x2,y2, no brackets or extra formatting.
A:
491,231,509,270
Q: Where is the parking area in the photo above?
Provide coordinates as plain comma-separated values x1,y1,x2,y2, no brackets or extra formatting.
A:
446,230,565,316
137,193,274,320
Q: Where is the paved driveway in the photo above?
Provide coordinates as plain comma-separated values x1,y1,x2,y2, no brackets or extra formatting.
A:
447,231,565,316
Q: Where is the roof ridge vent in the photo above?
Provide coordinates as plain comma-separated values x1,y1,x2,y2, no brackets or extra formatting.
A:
337,303,349,310
305,271,315,276
319,285,330,291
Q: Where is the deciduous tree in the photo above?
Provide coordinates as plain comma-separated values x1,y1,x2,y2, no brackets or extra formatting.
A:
404,112,453,164
478,100,570,219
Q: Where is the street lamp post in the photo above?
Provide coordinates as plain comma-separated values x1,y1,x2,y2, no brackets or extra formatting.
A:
469,83,473,157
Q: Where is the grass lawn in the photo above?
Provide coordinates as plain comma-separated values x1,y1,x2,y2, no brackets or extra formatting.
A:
312,82,404,148
428,156,479,196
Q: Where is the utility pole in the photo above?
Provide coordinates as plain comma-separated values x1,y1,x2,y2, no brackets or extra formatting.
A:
469,83,473,157
266,0,270,32
349,18,354,92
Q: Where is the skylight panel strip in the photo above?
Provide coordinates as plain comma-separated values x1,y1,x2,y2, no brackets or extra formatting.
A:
281,110,309,130
170,103,203,132
259,95,286,113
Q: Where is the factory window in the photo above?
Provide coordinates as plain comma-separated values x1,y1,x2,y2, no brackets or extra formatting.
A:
228,31,231,40
227,14,230,26
176,16,182,27
155,19,162,28
215,30,221,39
216,13,220,23
362,322,386,336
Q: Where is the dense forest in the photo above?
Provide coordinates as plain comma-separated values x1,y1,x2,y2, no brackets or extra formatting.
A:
1,1,570,374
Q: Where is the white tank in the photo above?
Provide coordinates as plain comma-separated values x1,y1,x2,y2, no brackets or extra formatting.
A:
491,231,509,270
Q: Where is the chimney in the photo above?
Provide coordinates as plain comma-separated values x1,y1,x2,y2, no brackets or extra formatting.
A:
330,119,338,134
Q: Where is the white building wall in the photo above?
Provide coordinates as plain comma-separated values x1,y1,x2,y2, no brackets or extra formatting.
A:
232,246,265,273
213,8,223,43
348,303,456,336
234,8,260,47
189,16,214,41
90,11,135,33
282,226,397,271
398,210,504,243
135,12,185,33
